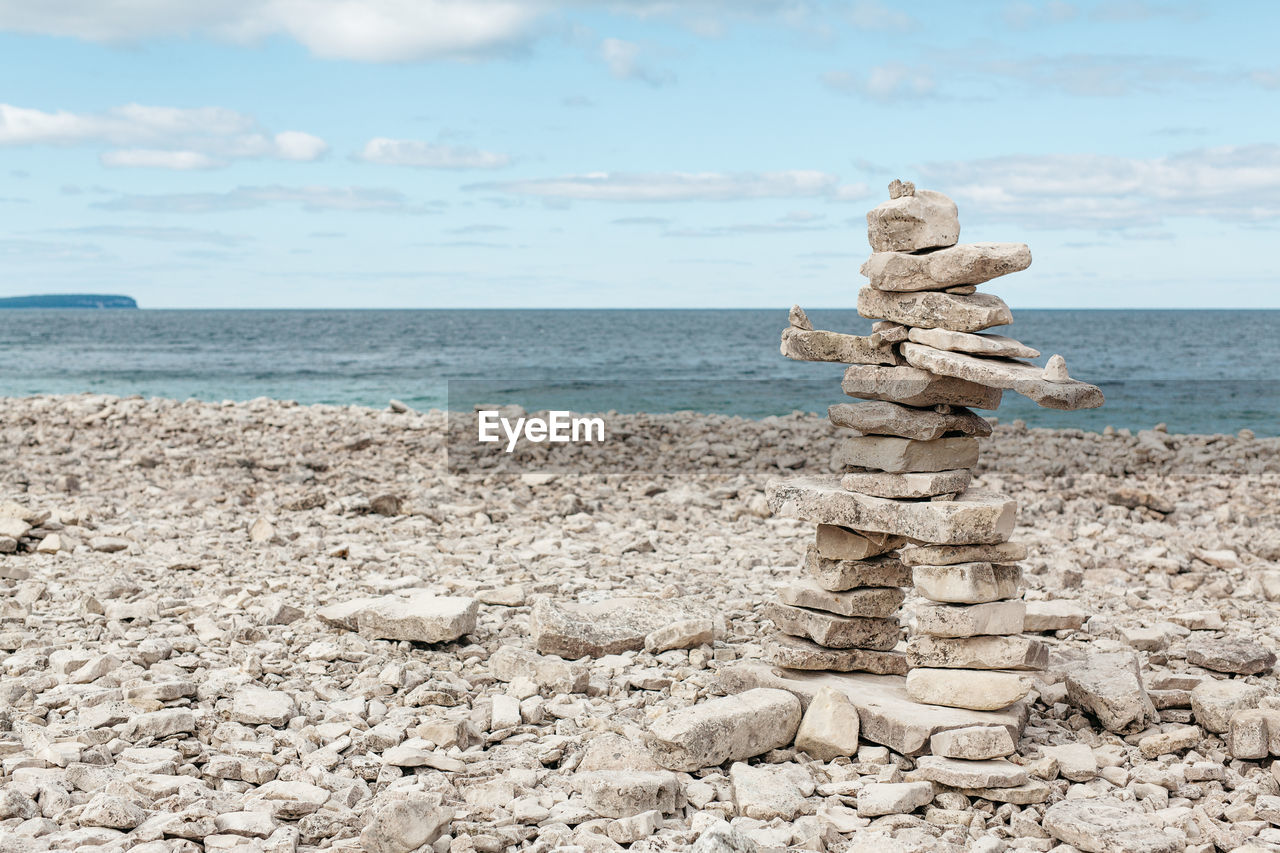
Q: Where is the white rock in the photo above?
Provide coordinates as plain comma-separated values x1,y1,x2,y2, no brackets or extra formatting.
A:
794,686,861,761
646,688,801,771
857,781,935,817
230,686,296,727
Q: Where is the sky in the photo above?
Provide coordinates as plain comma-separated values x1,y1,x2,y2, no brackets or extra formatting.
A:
1,0,1278,309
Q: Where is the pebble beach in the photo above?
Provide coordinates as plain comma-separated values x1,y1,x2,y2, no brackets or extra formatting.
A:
3,393,1280,851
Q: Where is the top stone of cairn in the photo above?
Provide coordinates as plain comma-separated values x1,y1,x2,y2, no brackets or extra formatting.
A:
867,182,960,253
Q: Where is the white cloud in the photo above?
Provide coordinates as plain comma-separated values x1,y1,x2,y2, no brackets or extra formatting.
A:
918,144,1280,229
468,170,864,202
358,137,510,168
0,102,328,168
822,64,936,100
93,185,425,214
848,0,917,31
600,37,673,86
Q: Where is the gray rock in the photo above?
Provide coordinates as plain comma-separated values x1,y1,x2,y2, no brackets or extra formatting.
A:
802,546,912,590
490,646,590,693
530,596,709,658
839,468,972,499
690,822,759,853
915,755,1027,788
80,793,146,829
907,327,1039,359
356,594,478,644
828,400,991,441
862,242,1031,291
866,188,959,252
814,524,904,561
1022,600,1088,631
912,562,1021,604
777,578,905,618
794,686,862,761
729,762,804,819
768,476,1016,545
832,434,979,474
1043,798,1185,853
906,668,1032,711
1185,636,1277,675
841,364,1003,410
858,288,1012,334
646,688,801,771
1190,678,1266,733
901,343,1105,411
928,725,1016,760
911,600,1025,637
1064,651,1157,734
764,634,908,676
1228,708,1280,758
765,601,899,650
1042,743,1097,781
230,686,296,727
906,634,1047,671
576,770,682,818
857,781,935,817
899,541,1028,567
789,304,813,330
358,793,453,853
780,326,897,365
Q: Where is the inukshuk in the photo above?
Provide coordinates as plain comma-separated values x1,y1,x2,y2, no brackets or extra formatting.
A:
766,180,1103,785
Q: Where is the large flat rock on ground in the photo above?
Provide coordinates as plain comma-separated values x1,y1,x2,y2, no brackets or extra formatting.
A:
718,661,1028,756
769,475,1015,545
531,596,716,658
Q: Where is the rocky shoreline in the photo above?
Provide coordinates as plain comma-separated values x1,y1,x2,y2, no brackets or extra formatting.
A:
2,394,1280,852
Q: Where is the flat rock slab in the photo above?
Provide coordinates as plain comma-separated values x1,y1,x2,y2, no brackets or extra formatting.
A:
802,546,912,590
780,326,898,365
914,755,1027,789
913,562,1021,604
1062,651,1157,734
858,288,1012,334
768,476,1015,545
833,434,979,474
1043,798,1185,853
862,242,1031,292
901,343,1104,410
530,596,714,658
353,594,479,644
906,668,1032,711
1023,600,1087,632
840,469,971,499
814,524,904,561
764,634,908,676
900,541,1027,567
1185,636,1277,675
842,364,1003,410
866,189,959,252
911,600,1026,637
907,635,1048,671
907,327,1039,359
778,578,905,618
928,725,1016,760
718,661,1028,756
829,401,991,441
764,602,900,650
646,688,800,772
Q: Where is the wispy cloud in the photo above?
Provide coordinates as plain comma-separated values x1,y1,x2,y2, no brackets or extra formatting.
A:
92,185,431,214
848,0,918,31
0,237,111,261
469,171,867,202
0,103,327,169
50,225,247,246
600,37,674,86
822,64,937,101
358,137,510,168
919,144,1280,230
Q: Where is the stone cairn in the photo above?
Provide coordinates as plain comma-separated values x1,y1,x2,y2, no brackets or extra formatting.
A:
765,180,1104,792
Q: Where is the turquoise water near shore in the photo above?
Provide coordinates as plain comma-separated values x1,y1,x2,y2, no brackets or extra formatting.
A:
1,309,1277,435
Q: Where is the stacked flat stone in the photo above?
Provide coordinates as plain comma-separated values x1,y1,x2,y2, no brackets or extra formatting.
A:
767,180,1103,776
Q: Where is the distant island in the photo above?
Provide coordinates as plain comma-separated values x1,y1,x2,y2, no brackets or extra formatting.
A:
0,294,138,309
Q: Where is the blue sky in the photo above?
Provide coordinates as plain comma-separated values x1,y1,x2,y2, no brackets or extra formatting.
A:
1,0,1277,308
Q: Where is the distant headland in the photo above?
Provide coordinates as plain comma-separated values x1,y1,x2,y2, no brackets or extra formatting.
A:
0,294,137,309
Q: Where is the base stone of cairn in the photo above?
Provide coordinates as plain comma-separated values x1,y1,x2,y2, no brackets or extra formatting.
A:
743,178,1103,800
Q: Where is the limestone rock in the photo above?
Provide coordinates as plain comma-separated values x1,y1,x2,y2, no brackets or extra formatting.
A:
866,189,959,252
1138,725,1201,758
899,541,1027,567
841,364,1003,410
907,327,1039,359
788,304,813,330
1107,487,1174,514
833,434,979,474
729,762,805,820
230,686,297,727
907,635,1048,671
781,326,897,365
901,343,1104,411
857,781,935,817
490,646,590,694
80,793,146,829
1185,636,1276,675
956,780,1051,804
928,725,1015,760
911,600,1025,637
914,755,1027,788
802,546,911,590
912,562,1021,604
356,594,478,644
1190,678,1266,733
646,688,801,771
645,619,715,653
1043,798,1185,853
1064,652,1158,734
814,524,904,561
1228,708,1280,759
690,822,759,853
576,770,681,818
862,242,1031,292
794,686,861,761
768,476,1016,545
530,596,710,658
778,578,906,618
906,668,1032,711
1022,599,1087,632
359,793,453,853
840,468,972,499
764,634,908,676
858,288,1012,334
1043,353,1069,382
765,602,900,650
828,401,991,441
1042,743,1097,781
